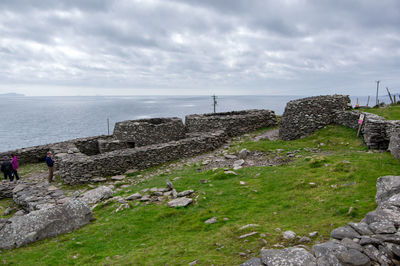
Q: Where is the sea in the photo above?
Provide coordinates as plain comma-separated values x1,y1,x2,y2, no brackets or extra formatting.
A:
0,94,388,152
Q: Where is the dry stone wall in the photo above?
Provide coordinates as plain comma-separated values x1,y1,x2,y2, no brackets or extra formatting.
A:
279,95,351,140
185,109,277,137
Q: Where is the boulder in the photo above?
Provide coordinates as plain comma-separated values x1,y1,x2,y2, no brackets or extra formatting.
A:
337,248,371,266
240,257,262,266
375,176,400,205
368,221,396,234
80,186,113,205
168,197,192,208
0,199,92,249
282,230,296,240
261,247,316,266
330,226,360,240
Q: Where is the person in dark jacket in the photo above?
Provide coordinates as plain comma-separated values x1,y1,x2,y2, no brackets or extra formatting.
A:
1,156,14,181
46,151,55,183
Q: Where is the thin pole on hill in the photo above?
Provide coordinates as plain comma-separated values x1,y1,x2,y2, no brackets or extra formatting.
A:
212,95,218,113
386,87,394,104
376,80,380,106
367,96,370,107
107,118,110,135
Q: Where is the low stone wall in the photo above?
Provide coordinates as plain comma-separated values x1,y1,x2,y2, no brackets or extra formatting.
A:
241,175,400,266
279,95,351,140
113,117,186,147
185,109,277,137
58,131,228,185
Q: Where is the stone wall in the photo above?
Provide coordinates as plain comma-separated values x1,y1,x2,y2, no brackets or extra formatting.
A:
185,109,277,137
279,95,351,140
113,117,186,147
58,131,227,185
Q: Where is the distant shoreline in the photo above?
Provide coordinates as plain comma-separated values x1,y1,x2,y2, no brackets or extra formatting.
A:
0,93,25,97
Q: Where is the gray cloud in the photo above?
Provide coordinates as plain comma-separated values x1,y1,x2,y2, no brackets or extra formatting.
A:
0,0,399,96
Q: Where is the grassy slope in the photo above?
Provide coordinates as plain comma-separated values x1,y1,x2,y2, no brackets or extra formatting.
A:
1,125,400,265
359,104,400,120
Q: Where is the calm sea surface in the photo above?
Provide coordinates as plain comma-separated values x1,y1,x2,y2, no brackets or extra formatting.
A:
0,95,381,152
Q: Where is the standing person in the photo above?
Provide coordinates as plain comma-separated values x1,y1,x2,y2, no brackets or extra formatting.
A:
46,151,55,183
11,154,20,181
1,156,13,181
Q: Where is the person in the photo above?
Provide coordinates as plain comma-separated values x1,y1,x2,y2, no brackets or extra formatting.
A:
11,154,20,181
46,151,55,183
1,156,13,181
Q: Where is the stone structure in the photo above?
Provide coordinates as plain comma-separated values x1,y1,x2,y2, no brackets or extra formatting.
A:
241,175,400,265
279,95,351,140
185,109,277,137
113,117,186,147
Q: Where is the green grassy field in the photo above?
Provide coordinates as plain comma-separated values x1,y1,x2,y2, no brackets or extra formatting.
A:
1,125,400,265
359,104,400,120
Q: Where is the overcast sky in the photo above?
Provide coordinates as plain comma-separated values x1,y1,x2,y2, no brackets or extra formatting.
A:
0,0,399,96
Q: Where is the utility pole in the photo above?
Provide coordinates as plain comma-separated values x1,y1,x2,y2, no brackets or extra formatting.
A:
376,80,380,106
212,95,218,113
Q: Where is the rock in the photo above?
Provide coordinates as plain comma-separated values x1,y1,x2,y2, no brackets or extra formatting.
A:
168,197,192,208
239,224,259,230
139,195,150,202
111,175,125,181
359,236,382,246
233,165,243,170
299,236,311,243
309,231,318,238
239,232,258,239
177,190,194,197
337,248,371,266
282,230,296,240
204,217,217,224
312,240,347,265
375,176,400,205
224,154,237,159
363,207,400,226
341,238,363,252
234,159,245,167
188,260,198,266
80,186,113,205
368,221,396,234
14,210,25,216
0,198,93,249
261,247,317,266
172,189,178,198
238,149,249,159
348,222,373,235
166,180,174,190
330,226,360,240
224,170,237,175
240,257,262,266
239,181,246,185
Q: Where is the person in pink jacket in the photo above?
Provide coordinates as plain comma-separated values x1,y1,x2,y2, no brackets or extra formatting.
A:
11,154,20,181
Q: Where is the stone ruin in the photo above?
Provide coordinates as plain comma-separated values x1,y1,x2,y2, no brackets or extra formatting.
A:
0,109,277,185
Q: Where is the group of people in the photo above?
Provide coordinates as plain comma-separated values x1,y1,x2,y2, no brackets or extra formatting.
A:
1,154,19,182
1,151,55,183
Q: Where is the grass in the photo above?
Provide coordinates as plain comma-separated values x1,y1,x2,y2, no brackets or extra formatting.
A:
1,125,400,265
359,104,400,120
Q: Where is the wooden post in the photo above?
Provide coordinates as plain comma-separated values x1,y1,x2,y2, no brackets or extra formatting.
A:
366,96,370,107
212,95,218,113
107,118,110,135
386,87,394,104
376,80,380,106
394,95,397,104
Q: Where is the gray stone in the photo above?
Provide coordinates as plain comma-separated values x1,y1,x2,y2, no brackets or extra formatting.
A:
177,190,194,197
111,175,125,181
341,238,363,252
348,222,373,235
139,195,151,202
359,236,382,246
240,257,262,266
368,221,396,234
233,159,245,167
239,232,258,239
125,193,142,201
363,207,400,226
224,154,238,159
312,240,346,265
337,249,371,266
309,231,318,238
3,207,12,216
282,230,296,240
204,217,217,224
80,186,113,205
238,149,249,160
261,247,317,266
166,180,174,190
375,176,400,205
168,197,192,207
331,226,360,240
0,198,92,249
299,236,311,243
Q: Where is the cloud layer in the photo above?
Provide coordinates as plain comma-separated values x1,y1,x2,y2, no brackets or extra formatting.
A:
0,0,399,96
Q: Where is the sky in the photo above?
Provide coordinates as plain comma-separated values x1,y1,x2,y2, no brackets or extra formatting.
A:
0,0,399,96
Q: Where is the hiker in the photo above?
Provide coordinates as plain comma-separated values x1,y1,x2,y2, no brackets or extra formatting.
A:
11,153,20,181
1,156,14,181
46,151,55,183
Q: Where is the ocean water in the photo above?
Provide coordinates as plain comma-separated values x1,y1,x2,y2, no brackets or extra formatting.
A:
0,94,387,152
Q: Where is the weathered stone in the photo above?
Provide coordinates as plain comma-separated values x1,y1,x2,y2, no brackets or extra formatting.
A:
341,238,363,252
166,180,174,190
239,224,259,230
299,236,311,243
125,193,142,200
177,190,194,197
363,207,400,226
139,195,150,202
331,226,360,240
337,248,371,266
282,230,296,240
168,197,192,207
359,236,382,246
111,175,125,181
238,149,249,159
204,217,217,224
0,199,92,249
368,221,396,234
375,176,400,205
80,186,113,205
261,247,317,266
348,222,373,235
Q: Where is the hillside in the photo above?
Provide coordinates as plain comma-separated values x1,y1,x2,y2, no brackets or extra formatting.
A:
1,123,400,265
